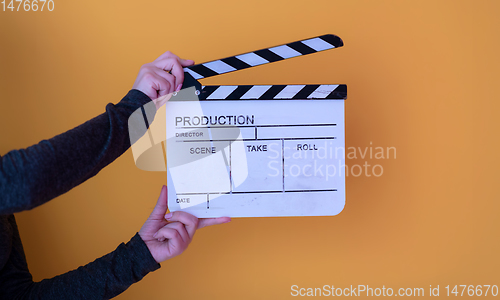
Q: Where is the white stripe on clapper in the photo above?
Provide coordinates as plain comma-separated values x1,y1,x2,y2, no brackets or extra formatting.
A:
206,86,238,99
240,85,272,99
235,52,269,67
274,85,306,99
302,37,335,51
268,45,301,59
203,60,237,74
184,68,204,80
308,85,339,99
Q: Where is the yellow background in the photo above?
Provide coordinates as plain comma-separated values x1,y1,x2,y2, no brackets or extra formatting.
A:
1,0,499,299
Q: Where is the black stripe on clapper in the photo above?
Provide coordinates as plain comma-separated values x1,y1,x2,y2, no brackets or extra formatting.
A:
319,34,344,48
221,57,252,71
259,85,286,99
287,41,316,55
293,85,321,99
254,49,284,63
225,86,253,100
326,84,347,99
199,85,219,100
189,64,219,78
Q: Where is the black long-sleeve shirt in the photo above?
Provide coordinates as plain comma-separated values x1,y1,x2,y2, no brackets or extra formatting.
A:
0,90,161,299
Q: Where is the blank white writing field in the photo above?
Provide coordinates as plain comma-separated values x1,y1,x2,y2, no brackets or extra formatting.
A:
168,141,231,194
257,125,338,139
231,141,282,192
204,191,345,218
209,127,255,140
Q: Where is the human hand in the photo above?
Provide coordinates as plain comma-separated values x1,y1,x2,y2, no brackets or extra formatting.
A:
139,185,231,264
132,51,195,106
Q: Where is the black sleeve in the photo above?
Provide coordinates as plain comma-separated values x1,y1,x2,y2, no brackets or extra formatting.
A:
0,215,160,300
0,90,155,215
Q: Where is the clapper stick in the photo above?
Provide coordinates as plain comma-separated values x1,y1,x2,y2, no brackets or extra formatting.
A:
197,84,347,101
179,34,346,101
183,34,344,80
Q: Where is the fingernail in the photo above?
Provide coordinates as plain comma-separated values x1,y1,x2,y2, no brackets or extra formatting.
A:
165,212,173,219
153,232,158,238
176,84,182,92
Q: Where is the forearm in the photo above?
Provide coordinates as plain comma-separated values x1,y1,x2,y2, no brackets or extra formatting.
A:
1,232,160,300
0,90,154,214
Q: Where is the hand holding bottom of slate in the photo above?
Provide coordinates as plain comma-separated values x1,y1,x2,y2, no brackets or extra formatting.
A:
139,185,231,263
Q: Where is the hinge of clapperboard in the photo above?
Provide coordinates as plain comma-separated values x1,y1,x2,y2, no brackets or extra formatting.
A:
179,34,347,100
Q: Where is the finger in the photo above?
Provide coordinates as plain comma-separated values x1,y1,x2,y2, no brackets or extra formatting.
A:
141,71,171,99
198,217,231,229
154,226,181,242
163,222,189,244
179,58,195,67
154,51,194,67
149,185,168,220
165,211,199,239
169,62,184,91
153,69,176,94
152,58,183,92
152,57,177,73
153,72,173,97
155,51,179,62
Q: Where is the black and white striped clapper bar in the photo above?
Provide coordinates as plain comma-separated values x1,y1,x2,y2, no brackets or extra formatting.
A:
166,34,347,218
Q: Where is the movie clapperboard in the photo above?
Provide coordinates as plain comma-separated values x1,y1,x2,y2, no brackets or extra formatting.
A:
166,34,347,218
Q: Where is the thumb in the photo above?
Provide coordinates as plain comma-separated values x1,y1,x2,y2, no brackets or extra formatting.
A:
149,185,168,219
